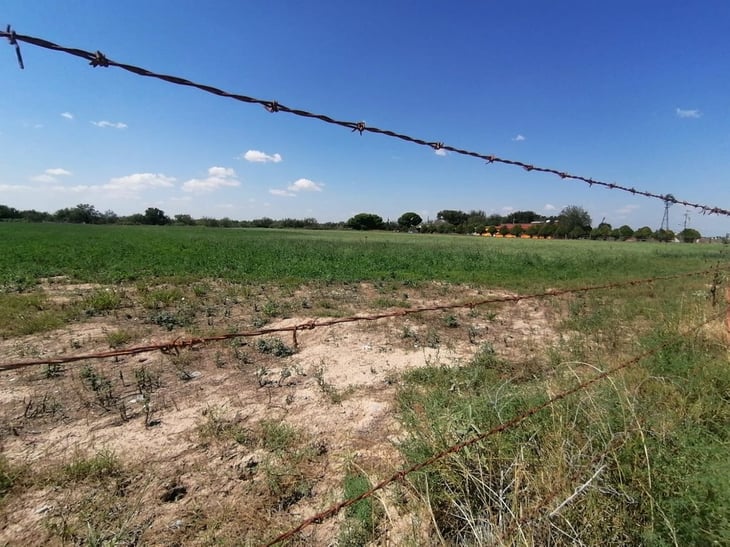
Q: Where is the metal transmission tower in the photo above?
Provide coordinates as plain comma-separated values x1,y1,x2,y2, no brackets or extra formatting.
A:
660,194,675,231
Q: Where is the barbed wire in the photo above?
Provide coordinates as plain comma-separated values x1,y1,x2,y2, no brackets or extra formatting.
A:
263,311,721,545
2,27,730,217
0,267,719,372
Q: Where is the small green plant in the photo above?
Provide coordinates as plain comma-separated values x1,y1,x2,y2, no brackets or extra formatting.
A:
43,362,64,379
134,366,161,394
63,449,122,483
106,329,133,348
79,365,117,410
339,469,380,546
260,420,298,452
314,365,344,404
256,337,295,357
443,314,459,328
142,287,183,309
83,288,122,315
0,456,19,498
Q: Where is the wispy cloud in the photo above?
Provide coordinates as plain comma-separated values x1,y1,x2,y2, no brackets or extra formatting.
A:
91,120,128,129
0,184,31,191
543,203,556,211
242,150,283,163
287,178,324,192
512,134,526,141
676,108,701,119
269,189,295,197
106,173,176,192
434,148,447,157
182,166,240,193
61,112,74,120
31,168,72,183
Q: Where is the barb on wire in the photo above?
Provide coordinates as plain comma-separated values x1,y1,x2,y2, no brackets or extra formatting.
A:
0,267,720,372
264,311,721,545
2,28,730,216
4,25,23,68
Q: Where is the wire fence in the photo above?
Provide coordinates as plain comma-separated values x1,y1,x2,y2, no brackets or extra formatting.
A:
0,266,721,372
2,25,729,546
3,27,730,217
264,310,722,546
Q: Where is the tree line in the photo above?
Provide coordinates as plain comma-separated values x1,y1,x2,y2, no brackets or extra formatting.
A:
0,202,702,242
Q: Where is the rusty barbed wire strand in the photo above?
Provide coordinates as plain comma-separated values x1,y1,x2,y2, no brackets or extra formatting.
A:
263,311,721,546
2,29,730,217
0,267,719,372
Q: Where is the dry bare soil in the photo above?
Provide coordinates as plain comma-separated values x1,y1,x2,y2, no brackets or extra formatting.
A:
0,278,561,545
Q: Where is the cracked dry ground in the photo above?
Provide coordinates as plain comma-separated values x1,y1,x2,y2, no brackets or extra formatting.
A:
0,279,563,545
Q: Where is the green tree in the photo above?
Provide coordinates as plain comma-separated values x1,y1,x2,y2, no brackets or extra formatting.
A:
558,205,592,238
618,224,634,240
653,229,675,242
397,212,422,230
590,222,612,240
0,205,21,220
498,225,510,236
634,226,653,241
437,209,468,226
174,214,196,226
678,228,701,243
347,213,384,231
486,225,498,236
142,207,170,226
510,224,524,237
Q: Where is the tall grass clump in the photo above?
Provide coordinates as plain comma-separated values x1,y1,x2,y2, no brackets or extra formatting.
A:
396,313,730,545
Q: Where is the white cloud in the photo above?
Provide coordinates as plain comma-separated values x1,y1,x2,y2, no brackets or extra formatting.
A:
61,112,74,120
31,168,72,183
91,120,128,129
287,178,324,192
512,134,526,141
434,148,447,157
543,203,556,211
269,189,295,197
182,166,240,193
501,206,514,213
31,174,58,183
46,168,72,176
242,150,282,163
0,184,31,191
106,173,176,191
676,108,701,119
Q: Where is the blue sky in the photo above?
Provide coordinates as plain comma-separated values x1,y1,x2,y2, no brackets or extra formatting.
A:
1,1,729,234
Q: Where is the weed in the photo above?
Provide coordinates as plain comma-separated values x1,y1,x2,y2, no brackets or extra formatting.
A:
314,365,344,404
134,366,161,394
260,420,298,452
256,337,295,357
63,449,122,483
79,365,118,410
339,469,380,546
83,289,122,315
443,314,459,328
106,329,133,348
43,362,64,379
142,287,184,309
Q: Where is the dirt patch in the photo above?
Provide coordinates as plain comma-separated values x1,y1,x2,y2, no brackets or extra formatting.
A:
0,280,563,544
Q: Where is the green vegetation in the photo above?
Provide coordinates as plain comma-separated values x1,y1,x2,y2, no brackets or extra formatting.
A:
395,276,730,545
0,223,725,290
1,222,728,545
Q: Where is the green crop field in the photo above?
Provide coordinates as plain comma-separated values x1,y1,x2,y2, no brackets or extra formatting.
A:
1,222,729,546
1,223,727,289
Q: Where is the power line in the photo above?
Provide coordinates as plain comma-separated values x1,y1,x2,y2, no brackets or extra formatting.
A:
2,27,730,217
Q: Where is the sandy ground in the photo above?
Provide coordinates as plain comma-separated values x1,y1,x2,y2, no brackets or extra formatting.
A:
0,280,563,544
